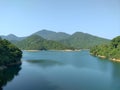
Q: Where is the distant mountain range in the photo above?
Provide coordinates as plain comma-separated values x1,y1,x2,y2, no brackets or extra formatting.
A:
0,29,110,50
0,34,25,42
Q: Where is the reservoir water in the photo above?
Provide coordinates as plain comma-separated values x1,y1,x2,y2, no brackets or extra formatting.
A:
1,50,120,90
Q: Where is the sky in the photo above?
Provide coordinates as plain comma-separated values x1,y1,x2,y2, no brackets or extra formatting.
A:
0,0,120,39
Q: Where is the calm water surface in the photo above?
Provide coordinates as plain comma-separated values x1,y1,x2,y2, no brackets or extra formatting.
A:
1,50,120,90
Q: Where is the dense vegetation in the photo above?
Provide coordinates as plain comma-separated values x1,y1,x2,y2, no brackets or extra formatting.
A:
33,30,110,49
15,35,73,50
0,37,22,66
60,32,110,49
90,36,120,60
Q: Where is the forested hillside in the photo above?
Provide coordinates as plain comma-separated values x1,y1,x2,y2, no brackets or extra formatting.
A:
1,30,110,49
60,32,110,49
15,35,73,50
33,29,70,41
33,30,110,49
0,37,22,66
90,36,120,60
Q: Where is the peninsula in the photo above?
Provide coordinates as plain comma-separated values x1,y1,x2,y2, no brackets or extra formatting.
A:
0,37,22,70
90,36,120,62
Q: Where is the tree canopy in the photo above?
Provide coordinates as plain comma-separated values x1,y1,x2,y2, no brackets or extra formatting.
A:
0,38,22,66
90,36,120,59
15,35,74,50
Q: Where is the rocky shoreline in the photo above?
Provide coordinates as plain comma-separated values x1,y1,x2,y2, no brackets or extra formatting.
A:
23,49,81,52
98,55,120,62
90,53,120,62
110,58,120,62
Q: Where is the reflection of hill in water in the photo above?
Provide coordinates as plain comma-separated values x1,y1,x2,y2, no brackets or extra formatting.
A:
0,65,21,90
26,60,63,67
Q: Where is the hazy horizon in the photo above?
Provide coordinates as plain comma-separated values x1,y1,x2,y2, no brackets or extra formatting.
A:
0,0,120,39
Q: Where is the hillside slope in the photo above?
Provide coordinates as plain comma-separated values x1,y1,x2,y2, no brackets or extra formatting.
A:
0,34,25,42
60,32,110,49
1,30,110,49
33,29,70,41
15,35,72,50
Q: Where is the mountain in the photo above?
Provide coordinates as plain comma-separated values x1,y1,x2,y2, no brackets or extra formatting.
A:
1,30,110,49
33,30,110,49
60,32,110,49
0,34,25,42
15,35,73,50
33,29,70,41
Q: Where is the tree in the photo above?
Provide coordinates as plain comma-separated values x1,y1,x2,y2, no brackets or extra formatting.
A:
111,36,120,48
90,36,120,60
0,38,22,66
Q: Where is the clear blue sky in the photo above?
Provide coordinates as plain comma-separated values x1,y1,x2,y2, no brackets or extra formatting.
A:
0,0,120,39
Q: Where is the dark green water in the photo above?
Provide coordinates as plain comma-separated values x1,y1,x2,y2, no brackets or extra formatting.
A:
1,50,120,90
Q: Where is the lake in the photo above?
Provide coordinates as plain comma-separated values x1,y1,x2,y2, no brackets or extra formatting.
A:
1,50,120,90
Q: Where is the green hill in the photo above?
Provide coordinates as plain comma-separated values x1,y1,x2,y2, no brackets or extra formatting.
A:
90,36,120,60
33,30,110,49
15,35,73,50
60,32,110,49
0,34,25,42
0,37,22,67
33,29,70,41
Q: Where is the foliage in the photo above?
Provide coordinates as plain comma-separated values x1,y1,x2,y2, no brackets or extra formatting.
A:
15,35,73,50
60,32,110,49
0,38,22,66
33,30,110,49
90,36,120,59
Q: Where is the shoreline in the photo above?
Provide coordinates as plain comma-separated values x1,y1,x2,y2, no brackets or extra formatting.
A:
91,53,120,62
23,49,81,52
110,58,120,62
97,55,106,59
23,50,40,52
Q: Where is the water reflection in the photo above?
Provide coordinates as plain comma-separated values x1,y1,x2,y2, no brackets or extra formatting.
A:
111,62,120,78
3,51,120,90
0,65,21,90
26,59,64,68
25,59,111,90
111,62,120,89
